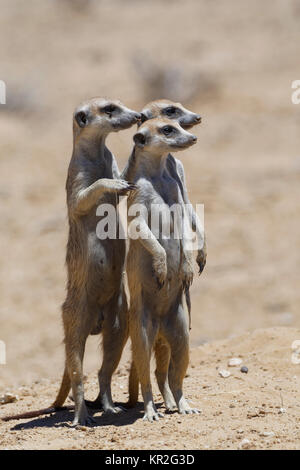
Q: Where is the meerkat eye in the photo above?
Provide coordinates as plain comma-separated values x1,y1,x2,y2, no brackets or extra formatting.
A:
161,125,175,136
103,104,116,115
165,106,177,116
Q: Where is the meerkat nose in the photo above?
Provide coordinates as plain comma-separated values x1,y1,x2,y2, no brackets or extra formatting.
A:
195,115,202,122
134,112,142,122
192,135,197,142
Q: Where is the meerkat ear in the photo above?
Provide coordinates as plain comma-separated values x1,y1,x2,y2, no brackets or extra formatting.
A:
140,108,152,124
133,131,147,148
140,112,148,124
75,111,88,128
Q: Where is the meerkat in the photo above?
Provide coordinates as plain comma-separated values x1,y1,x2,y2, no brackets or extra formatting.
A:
126,118,200,422
123,100,206,411
122,98,206,276
55,98,142,426
1,98,140,426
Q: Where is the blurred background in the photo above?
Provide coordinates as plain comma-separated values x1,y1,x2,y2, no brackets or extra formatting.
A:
0,0,299,389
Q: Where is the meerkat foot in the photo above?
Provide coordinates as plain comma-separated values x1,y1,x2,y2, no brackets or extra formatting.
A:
142,410,164,422
143,403,164,422
165,400,177,412
179,408,200,415
177,397,200,415
103,404,126,414
163,392,177,411
71,410,96,427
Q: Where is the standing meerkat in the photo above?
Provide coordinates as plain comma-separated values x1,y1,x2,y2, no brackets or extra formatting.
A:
122,99,206,275
54,98,141,426
123,100,206,411
126,118,200,422
1,98,140,426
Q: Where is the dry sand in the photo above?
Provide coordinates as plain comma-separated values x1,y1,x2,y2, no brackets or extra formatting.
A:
0,0,299,450
1,327,300,450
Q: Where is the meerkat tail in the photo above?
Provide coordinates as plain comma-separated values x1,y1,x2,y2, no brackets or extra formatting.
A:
52,366,71,408
1,368,73,422
1,405,74,422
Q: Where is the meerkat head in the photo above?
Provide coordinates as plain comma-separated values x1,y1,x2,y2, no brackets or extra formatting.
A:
133,118,197,156
140,99,201,129
73,97,141,138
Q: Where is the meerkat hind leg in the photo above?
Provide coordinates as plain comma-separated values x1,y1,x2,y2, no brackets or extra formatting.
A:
164,304,199,415
98,293,128,414
132,311,163,422
68,343,95,426
63,305,95,426
154,338,177,411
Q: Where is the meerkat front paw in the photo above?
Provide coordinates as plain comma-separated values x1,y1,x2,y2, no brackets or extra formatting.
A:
181,261,194,289
110,179,137,195
196,248,207,275
152,253,167,289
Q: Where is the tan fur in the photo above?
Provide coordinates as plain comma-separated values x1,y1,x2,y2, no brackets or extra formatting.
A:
2,98,140,426
54,98,141,426
124,100,206,411
126,118,200,421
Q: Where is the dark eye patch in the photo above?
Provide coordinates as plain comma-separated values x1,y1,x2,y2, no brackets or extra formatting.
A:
102,104,117,115
163,106,179,117
161,125,176,136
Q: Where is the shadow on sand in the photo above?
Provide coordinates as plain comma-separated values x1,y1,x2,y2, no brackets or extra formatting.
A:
10,401,167,431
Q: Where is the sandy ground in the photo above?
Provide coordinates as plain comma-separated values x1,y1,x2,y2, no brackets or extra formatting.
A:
0,0,299,450
1,327,300,450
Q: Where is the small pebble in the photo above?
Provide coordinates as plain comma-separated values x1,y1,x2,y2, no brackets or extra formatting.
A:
219,369,231,378
278,407,286,414
77,426,88,431
0,393,18,404
259,431,275,437
228,358,242,367
240,366,248,374
239,438,251,450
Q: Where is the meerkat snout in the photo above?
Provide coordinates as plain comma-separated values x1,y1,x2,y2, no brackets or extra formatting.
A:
178,112,201,129
132,112,142,123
